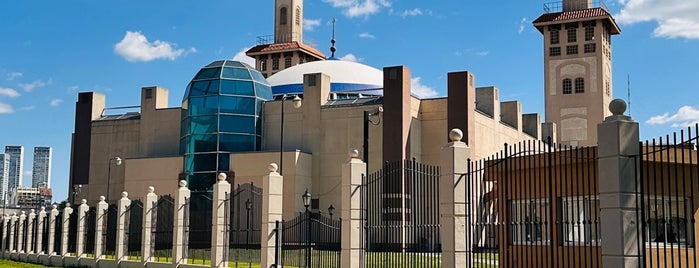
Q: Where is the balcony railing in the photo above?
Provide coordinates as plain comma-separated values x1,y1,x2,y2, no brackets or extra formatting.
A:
544,0,608,13
256,33,302,45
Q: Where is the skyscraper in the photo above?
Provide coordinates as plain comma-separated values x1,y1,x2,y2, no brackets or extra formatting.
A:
4,146,23,191
0,153,9,204
32,146,52,188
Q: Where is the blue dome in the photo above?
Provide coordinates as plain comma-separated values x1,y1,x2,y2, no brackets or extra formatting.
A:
267,60,383,95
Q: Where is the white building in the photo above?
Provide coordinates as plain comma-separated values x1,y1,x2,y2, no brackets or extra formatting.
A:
31,146,52,188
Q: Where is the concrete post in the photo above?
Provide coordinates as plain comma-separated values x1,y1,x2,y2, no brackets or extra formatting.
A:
142,186,157,263
95,196,108,259
597,99,640,267
261,163,284,268
47,205,58,255
439,129,471,268
116,192,131,262
212,173,232,268
36,207,46,254
9,213,17,253
76,199,89,258
173,180,191,266
341,149,365,268
27,209,36,254
61,203,73,256
18,211,25,253
1,215,7,256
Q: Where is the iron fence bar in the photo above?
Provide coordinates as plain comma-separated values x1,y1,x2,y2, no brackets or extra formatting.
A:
692,125,698,267
679,130,690,266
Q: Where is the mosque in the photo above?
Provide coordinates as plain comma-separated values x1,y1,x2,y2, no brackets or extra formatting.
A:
68,0,618,217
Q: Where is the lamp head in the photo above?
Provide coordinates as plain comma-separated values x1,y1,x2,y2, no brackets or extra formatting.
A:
114,157,122,166
292,95,302,109
302,189,311,208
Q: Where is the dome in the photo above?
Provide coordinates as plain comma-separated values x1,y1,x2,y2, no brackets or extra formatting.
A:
267,60,383,95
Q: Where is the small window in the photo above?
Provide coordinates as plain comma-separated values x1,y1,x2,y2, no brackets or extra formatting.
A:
510,200,551,244
563,79,572,94
284,56,292,68
549,47,561,56
645,196,693,246
562,197,600,246
566,45,578,55
575,78,585,93
272,58,279,70
585,26,595,41
260,58,267,71
550,30,560,45
295,7,301,26
584,43,596,53
567,25,577,43
145,88,153,99
280,7,287,25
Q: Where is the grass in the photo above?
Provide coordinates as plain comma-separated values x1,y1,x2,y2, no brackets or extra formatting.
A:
0,259,46,268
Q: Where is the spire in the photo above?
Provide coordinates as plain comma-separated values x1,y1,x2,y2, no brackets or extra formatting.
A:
330,18,337,59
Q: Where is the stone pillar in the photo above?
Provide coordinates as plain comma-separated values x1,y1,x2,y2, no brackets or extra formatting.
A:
212,173,231,268
47,205,58,255
18,211,25,253
61,203,74,256
9,213,17,252
116,192,131,262
439,129,471,268
76,199,89,257
172,180,191,266
1,215,7,256
341,149,365,268
142,186,157,263
597,99,640,267
95,196,108,259
27,209,36,254
261,163,284,268
36,207,47,254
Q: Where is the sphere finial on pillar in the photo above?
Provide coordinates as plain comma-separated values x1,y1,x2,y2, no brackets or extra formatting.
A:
218,172,227,181
609,99,627,116
349,148,360,159
179,180,187,188
269,163,279,173
449,128,463,142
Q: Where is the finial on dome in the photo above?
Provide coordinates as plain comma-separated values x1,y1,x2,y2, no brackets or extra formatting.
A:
330,18,337,59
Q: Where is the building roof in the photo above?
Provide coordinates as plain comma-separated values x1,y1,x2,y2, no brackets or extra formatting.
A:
246,41,326,59
266,59,384,95
533,7,621,34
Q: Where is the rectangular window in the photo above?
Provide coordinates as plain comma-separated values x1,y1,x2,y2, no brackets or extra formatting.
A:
575,78,585,93
562,197,600,245
510,199,550,244
563,79,572,94
272,58,279,70
284,57,292,68
584,43,596,53
549,47,561,56
550,31,560,45
645,196,693,247
566,45,578,55
260,59,267,71
567,24,577,43
585,26,595,41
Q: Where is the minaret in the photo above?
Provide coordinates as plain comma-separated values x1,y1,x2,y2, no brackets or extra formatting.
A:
533,0,620,146
247,0,326,80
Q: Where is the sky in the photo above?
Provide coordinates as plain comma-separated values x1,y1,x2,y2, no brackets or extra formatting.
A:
0,0,697,202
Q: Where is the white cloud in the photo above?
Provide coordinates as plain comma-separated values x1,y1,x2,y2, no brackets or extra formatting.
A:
232,47,256,67
400,8,422,18
339,54,362,62
304,19,322,31
50,99,63,106
411,77,438,98
23,170,32,177
358,32,376,39
19,79,51,92
323,0,391,18
0,87,20,98
19,106,35,111
114,31,195,62
0,102,13,114
68,85,79,92
646,106,699,127
519,17,528,34
6,72,22,80
475,51,490,56
616,0,699,39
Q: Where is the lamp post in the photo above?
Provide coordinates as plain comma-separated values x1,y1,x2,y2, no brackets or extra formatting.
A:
363,106,383,177
107,157,122,203
245,198,252,267
328,204,335,221
280,95,302,175
302,189,311,268
72,184,82,205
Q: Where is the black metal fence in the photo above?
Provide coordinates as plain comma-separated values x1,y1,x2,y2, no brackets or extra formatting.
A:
225,183,262,266
277,211,341,268
185,192,213,265
85,207,97,255
41,216,49,253
363,159,441,267
126,200,143,259
67,211,77,254
53,210,63,254
31,216,37,253
639,123,699,267
103,204,118,258
152,195,174,262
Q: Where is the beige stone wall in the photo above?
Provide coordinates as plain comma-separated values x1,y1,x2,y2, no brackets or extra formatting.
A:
123,156,182,200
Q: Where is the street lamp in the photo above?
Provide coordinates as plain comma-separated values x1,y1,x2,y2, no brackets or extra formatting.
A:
72,184,82,204
107,157,122,203
363,106,383,176
280,95,302,175
302,189,311,267
328,204,335,221
245,198,253,267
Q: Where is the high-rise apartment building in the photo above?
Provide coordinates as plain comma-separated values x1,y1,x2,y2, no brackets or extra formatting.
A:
0,153,9,203
32,146,52,188
4,146,23,191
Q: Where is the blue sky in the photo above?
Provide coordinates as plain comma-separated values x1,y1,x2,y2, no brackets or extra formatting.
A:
0,0,697,201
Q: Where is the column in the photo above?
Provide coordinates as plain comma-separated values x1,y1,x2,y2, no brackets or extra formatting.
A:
211,173,231,268
261,163,284,268
17,211,25,253
1,215,7,256
95,196,108,259
439,129,471,268
141,186,157,263
172,180,191,266
76,199,89,257
36,207,46,254
597,99,640,267
116,192,131,262
341,149,365,268
27,209,36,254
9,213,16,253
61,203,74,256
47,205,58,255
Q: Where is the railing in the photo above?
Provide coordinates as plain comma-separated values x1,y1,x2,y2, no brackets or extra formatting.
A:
256,33,302,45
544,0,608,13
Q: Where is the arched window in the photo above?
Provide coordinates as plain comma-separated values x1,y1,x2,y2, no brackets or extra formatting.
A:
562,79,572,94
295,7,301,25
575,78,584,93
280,7,287,25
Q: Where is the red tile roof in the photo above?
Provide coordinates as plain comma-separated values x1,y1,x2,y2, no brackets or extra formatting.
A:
533,7,620,34
246,41,326,59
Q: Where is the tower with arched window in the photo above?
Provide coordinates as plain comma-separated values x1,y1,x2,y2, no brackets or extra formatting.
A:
534,0,620,146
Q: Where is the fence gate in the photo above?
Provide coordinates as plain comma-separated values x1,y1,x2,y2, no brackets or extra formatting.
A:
224,183,263,266
276,211,341,268
362,158,441,268
152,195,174,262
126,199,143,259
103,204,118,258
185,191,213,265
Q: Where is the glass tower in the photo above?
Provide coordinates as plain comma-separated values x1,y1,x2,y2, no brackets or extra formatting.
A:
180,60,273,191
32,146,52,188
